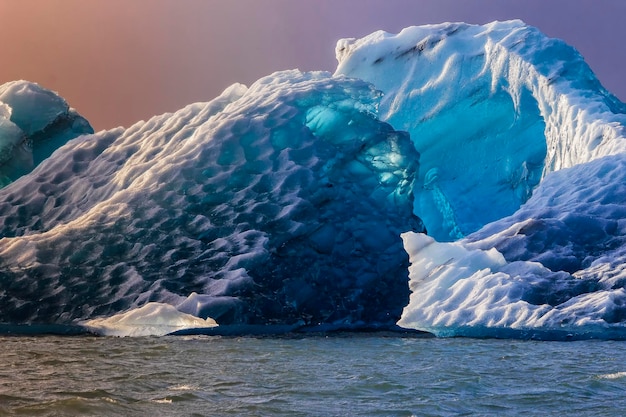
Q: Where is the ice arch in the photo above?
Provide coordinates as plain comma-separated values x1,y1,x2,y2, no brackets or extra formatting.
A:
336,20,626,241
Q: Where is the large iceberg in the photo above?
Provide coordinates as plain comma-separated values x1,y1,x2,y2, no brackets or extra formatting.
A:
1,20,626,339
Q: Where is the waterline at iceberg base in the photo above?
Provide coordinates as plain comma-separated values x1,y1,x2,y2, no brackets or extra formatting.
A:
1,20,626,339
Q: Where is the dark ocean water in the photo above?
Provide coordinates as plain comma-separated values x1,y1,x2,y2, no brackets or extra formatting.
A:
1,334,624,416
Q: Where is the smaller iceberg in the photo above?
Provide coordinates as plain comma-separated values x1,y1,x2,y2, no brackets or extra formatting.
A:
83,302,218,337
0,81,93,185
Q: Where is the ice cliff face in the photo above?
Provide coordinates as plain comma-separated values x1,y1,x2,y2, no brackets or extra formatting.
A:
0,81,93,185
0,71,423,327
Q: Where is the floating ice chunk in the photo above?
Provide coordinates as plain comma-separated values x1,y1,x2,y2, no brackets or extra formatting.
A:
0,81,69,135
82,302,218,337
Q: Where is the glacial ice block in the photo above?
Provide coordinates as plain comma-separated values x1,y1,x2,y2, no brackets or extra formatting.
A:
0,71,424,327
5,20,626,339
0,81,93,185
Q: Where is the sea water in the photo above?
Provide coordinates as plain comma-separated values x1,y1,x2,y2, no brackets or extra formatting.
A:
1,334,625,416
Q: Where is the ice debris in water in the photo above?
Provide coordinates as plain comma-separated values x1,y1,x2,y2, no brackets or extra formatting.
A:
336,20,626,241
83,302,218,337
0,81,93,185
0,70,423,328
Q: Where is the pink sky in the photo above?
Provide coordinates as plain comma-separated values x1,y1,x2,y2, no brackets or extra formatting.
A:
1,0,624,130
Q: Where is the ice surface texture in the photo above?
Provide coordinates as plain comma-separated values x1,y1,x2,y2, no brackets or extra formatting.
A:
0,81,93,185
0,71,423,327
335,21,626,338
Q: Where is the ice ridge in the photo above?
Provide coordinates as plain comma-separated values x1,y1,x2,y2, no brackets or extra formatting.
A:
336,20,626,241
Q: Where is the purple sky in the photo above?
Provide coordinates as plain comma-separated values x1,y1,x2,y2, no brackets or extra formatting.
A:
1,0,623,130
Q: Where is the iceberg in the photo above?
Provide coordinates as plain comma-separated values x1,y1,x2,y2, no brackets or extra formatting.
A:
0,21,626,339
0,81,93,185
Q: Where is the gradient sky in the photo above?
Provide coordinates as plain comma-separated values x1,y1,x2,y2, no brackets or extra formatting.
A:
1,0,623,130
